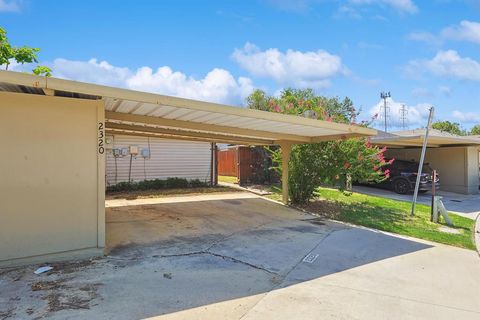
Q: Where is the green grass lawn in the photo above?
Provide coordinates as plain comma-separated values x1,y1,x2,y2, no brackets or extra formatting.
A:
267,187,476,250
218,175,238,184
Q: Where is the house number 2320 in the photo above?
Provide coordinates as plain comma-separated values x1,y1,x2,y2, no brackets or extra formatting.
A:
98,122,105,154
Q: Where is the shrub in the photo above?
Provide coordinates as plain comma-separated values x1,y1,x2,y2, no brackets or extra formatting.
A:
165,177,189,188
248,88,388,204
189,179,207,188
106,177,208,193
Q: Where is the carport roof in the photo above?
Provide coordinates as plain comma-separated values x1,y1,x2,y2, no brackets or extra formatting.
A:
0,70,376,145
371,129,480,148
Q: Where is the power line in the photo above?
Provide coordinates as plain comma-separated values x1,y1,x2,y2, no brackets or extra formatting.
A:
380,92,391,132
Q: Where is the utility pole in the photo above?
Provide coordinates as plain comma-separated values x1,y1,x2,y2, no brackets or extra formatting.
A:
380,92,391,132
399,104,408,130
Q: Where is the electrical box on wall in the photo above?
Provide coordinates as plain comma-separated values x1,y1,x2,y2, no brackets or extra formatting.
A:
113,148,129,157
141,148,151,158
129,145,139,155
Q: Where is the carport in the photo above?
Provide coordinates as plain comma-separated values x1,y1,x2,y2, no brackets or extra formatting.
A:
0,70,375,266
372,129,480,194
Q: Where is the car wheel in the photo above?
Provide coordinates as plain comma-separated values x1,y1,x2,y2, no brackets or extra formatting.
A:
393,179,410,194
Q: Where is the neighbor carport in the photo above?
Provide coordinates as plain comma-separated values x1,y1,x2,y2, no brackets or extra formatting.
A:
372,129,480,194
0,70,375,266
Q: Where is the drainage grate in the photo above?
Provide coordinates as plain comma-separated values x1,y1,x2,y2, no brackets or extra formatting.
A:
302,253,319,263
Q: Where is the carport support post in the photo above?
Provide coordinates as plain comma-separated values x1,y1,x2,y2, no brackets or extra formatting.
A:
280,142,292,205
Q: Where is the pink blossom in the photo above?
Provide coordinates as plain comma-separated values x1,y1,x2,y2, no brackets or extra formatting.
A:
384,169,390,178
388,158,395,165
344,162,351,169
326,117,333,122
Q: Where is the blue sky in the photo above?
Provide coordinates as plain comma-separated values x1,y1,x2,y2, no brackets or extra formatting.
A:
2,0,480,130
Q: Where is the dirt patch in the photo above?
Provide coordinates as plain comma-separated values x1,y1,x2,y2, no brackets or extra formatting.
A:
0,267,27,282
31,279,69,291
48,258,99,274
297,199,343,219
32,278,102,313
106,186,240,200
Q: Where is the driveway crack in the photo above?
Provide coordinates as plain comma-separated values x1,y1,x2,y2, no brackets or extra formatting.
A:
150,250,278,275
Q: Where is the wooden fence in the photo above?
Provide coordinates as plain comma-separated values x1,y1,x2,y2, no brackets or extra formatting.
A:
217,148,238,177
217,146,278,185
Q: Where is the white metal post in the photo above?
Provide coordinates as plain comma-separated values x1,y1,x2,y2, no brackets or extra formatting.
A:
280,143,292,205
411,107,434,216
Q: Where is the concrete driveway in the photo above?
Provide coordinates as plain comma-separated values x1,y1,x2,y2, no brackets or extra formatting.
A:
1,192,479,319
353,185,480,220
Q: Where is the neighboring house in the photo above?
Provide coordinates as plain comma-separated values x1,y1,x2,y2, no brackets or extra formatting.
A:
105,134,216,186
372,129,480,194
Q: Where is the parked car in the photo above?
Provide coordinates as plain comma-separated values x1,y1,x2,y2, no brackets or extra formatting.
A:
368,159,440,194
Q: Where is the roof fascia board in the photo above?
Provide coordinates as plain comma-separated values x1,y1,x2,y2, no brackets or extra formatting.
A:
0,70,375,137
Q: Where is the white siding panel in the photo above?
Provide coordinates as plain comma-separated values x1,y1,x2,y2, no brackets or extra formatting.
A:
106,134,212,186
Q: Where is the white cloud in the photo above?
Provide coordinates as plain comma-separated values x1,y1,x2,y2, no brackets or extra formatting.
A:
405,50,480,81
29,58,254,105
407,31,441,45
438,85,452,97
267,0,418,13
349,0,418,14
232,42,347,88
0,0,21,12
127,66,253,104
411,87,432,98
265,0,313,12
452,110,480,123
52,58,132,87
441,20,480,44
407,20,480,45
369,97,431,129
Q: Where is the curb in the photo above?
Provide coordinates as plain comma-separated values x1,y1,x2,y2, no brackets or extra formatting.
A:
217,181,272,196
475,213,480,258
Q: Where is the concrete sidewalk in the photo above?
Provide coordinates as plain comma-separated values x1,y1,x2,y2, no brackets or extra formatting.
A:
353,185,480,220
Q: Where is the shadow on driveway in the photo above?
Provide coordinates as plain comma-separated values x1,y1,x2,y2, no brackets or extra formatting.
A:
1,195,445,320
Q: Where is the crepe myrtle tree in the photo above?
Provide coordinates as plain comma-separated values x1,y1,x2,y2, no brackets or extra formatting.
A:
0,27,51,76
470,124,480,136
247,88,390,204
432,121,466,136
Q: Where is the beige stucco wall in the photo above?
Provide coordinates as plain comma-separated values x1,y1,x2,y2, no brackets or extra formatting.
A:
0,92,105,266
386,146,479,194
